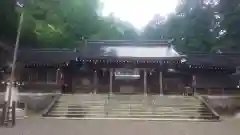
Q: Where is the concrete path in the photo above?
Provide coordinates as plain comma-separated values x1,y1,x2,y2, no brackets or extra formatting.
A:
0,117,240,135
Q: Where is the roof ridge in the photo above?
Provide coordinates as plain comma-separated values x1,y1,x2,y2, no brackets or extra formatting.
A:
87,41,170,46
19,48,77,52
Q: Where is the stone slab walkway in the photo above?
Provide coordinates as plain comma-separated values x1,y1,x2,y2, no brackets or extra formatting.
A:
0,117,240,135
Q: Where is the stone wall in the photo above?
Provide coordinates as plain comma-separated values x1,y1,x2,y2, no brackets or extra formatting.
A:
0,93,59,112
205,96,240,116
195,74,236,88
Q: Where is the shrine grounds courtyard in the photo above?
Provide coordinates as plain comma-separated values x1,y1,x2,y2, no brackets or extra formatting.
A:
1,117,240,135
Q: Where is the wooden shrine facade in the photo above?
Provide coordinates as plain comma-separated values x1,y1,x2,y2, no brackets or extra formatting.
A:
4,40,240,95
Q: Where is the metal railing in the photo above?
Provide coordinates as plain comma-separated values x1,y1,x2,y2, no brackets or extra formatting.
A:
42,94,61,117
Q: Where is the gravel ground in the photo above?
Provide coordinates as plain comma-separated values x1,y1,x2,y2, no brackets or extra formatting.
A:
0,117,240,135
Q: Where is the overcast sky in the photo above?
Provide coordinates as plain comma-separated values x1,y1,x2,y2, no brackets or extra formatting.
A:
101,0,179,29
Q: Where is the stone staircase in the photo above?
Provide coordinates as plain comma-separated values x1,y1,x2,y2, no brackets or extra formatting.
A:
43,94,219,121
43,94,107,118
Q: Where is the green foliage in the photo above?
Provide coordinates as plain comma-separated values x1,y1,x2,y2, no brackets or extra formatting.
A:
143,0,218,53
1,0,240,52
143,0,240,53
20,0,140,48
0,0,18,43
215,0,240,51
0,0,139,48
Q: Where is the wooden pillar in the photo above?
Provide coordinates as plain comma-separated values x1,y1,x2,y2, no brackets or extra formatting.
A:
144,69,147,95
192,75,196,95
159,71,163,95
68,68,73,93
28,71,31,82
93,70,98,94
36,68,38,82
63,67,73,93
46,69,49,84
56,68,60,84
109,68,113,95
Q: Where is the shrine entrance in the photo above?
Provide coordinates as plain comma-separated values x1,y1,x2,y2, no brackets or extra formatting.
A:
112,68,143,94
62,66,167,95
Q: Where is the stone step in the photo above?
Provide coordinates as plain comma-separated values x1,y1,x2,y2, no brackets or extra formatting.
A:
53,105,104,109
52,106,207,112
51,109,208,114
53,106,104,110
51,110,104,113
107,111,212,114
47,113,215,119
59,97,108,100
56,104,102,107
57,100,106,104
51,108,211,114
57,102,202,106
108,102,201,104
107,104,204,107
152,101,202,104
54,106,205,110
105,114,214,118
43,95,218,121
107,114,213,118
51,107,210,112
53,104,207,108
108,108,209,112
54,106,104,109
109,106,207,110
50,110,207,114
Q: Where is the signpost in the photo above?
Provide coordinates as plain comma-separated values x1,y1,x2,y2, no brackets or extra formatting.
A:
1,0,24,126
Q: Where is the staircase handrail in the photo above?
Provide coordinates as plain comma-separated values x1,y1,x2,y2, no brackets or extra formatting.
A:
42,94,61,117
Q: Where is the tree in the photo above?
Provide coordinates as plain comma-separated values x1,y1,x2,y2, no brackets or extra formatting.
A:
20,0,80,48
143,0,218,53
0,0,18,44
17,0,139,48
141,14,168,40
214,0,240,51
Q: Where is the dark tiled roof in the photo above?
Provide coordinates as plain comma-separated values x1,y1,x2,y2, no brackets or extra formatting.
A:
220,53,240,66
17,49,78,64
186,54,234,67
15,40,240,67
86,40,171,46
80,40,182,59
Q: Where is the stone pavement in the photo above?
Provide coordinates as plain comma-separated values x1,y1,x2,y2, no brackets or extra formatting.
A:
0,117,240,135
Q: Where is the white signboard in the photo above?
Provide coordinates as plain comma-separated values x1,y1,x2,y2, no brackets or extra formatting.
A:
114,68,140,80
